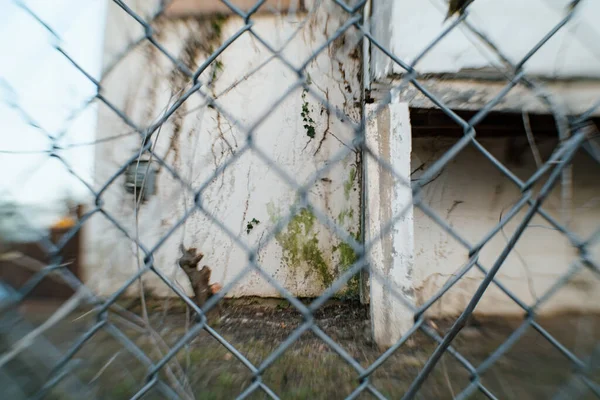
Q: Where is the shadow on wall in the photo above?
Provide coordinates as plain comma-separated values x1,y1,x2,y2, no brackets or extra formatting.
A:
410,109,600,317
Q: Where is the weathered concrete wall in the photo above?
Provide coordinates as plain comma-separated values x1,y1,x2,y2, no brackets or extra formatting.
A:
366,104,415,347
372,0,600,79
364,103,600,347
412,136,600,317
368,0,600,116
372,78,600,117
365,0,600,323
85,2,362,298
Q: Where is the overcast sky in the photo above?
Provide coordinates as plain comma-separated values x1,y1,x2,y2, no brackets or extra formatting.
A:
0,0,107,213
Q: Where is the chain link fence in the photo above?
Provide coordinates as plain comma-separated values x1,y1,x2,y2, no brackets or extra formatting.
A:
1,0,600,399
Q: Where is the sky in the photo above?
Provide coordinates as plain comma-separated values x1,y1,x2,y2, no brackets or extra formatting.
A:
0,0,107,239
0,0,108,228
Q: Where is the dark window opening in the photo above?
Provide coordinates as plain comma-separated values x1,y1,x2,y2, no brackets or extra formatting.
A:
409,108,600,138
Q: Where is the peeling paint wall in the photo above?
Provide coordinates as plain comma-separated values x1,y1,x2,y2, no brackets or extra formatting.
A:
366,104,415,348
370,0,600,115
411,137,600,317
85,2,362,298
366,0,600,319
372,0,600,79
373,78,600,117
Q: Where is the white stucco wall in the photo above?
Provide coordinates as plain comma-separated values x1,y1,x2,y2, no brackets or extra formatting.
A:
366,104,415,347
366,0,600,320
86,3,363,298
364,104,600,345
378,78,600,117
372,0,600,79
411,136,600,317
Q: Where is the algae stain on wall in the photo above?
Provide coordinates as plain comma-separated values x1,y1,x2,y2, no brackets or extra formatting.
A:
267,203,333,288
333,226,361,299
344,166,357,201
267,202,361,297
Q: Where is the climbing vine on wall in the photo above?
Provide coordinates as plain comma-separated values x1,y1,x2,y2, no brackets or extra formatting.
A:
246,218,260,234
301,89,316,139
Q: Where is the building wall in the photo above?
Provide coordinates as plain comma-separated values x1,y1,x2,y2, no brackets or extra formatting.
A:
369,0,600,117
412,136,600,317
86,0,600,318
372,0,600,79
373,78,600,118
367,0,600,318
85,2,363,298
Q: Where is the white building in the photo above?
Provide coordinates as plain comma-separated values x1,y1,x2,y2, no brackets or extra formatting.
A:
90,0,600,319
2,0,599,347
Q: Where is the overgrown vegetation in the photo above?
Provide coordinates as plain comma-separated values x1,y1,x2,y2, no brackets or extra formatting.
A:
266,202,361,297
269,206,333,287
35,303,598,400
334,230,361,300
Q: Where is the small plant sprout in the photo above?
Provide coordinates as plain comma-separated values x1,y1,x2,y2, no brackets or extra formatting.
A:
246,218,260,234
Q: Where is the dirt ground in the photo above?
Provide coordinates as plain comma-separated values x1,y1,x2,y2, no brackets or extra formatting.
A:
6,298,600,400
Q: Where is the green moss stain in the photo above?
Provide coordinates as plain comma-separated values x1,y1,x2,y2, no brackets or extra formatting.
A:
211,59,224,82
337,240,359,270
210,14,228,38
337,208,354,225
301,236,332,287
267,202,361,295
344,167,357,200
333,230,361,299
266,202,281,223
276,208,316,266
268,205,333,287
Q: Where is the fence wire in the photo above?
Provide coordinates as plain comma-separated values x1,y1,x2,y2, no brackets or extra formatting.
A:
1,0,600,399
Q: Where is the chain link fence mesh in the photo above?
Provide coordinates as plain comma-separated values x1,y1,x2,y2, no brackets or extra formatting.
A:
1,0,600,399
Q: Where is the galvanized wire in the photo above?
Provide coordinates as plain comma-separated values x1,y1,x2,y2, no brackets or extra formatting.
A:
1,0,600,399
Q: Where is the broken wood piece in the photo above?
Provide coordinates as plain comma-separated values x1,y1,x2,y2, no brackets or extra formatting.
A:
178,247,222,322
210,283,222,295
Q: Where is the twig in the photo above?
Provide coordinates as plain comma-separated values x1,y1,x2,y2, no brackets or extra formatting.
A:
313,89,331,156
71,308,95,322
499,202,538,303
522,111,543,169
88,350,122,384
441,354,456,399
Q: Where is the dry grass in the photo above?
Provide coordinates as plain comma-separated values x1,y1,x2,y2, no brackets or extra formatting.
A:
5,299,600,400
